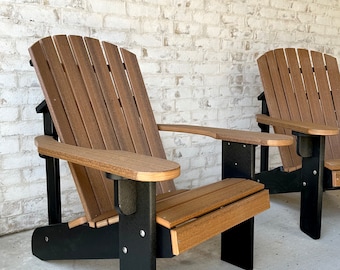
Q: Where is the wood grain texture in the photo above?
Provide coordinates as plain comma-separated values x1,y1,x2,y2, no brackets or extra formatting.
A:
170,189,269,255
157,179,264,228
257,48,340,186
35,135,180,182
158,124,294,146
256,114,339,136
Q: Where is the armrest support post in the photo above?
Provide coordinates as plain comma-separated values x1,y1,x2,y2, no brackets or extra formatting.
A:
294,132,325,239
257,92,270,172
36,100,61,225
118,181,157,269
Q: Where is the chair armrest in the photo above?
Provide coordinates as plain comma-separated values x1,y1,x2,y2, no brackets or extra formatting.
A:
157,124,293,147
35,135,180,182
256,114,339,136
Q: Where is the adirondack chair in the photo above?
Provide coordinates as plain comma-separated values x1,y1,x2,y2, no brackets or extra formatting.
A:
28,35,293,270
256,48,340,240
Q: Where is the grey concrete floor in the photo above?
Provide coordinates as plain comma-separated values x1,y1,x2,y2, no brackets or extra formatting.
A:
1,190,340,269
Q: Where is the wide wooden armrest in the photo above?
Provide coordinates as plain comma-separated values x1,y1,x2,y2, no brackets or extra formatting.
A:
158,124,293,147
35,135,180,182
256,114,339,136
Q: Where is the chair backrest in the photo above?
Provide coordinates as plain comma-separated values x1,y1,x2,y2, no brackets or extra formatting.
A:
258,48,340,171
29,35,176,222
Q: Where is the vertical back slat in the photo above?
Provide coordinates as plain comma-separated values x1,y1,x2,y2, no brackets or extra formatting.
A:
285,48,313,122
311,51,339,158
53,36,114,213
83,37,135,152
326,54,340,112
29,37,103,219
102,42,151,155
323,54,340,159
68,36,119,150
298,49,325,124
273,49,302,167
257,51,298,169
120,48,176,193
274,49,301,121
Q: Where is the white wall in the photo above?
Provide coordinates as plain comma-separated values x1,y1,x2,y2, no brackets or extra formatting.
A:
1,0,340,235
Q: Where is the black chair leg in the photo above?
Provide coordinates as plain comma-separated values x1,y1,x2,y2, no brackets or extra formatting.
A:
221,218,254,270
295,133,325,239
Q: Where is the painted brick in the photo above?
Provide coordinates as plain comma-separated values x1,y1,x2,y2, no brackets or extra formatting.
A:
126,2,160,18
103,15,139,30
89,0,126,15
62,9,103,27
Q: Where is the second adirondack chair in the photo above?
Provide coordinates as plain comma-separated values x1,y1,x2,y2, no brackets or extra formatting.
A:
257,48,340,239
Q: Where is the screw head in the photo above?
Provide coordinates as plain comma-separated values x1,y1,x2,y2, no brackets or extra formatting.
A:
140,230,146,238
122,246,128,254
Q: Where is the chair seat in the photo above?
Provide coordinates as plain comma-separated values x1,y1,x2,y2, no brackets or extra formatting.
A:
75,178,269,256
160,179,269,255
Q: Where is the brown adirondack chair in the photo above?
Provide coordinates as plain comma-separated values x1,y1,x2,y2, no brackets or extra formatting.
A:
256,48,340,240
29,35,293,270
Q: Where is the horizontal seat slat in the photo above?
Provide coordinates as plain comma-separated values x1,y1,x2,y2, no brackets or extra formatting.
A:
156,189,189,202
157,179,264,228
157,179,248,213
170,189,269,255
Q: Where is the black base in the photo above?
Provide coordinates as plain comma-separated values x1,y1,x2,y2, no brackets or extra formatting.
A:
32,222,174,261
255,167,301,194
32,223,119,260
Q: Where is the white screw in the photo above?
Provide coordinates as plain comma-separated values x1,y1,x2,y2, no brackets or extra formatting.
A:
122,247,128,254
140,230,146,238
313,170,317,175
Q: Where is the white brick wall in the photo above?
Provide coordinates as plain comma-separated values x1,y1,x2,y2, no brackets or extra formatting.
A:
1,0,340,235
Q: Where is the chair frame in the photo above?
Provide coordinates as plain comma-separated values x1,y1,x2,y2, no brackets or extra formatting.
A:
256,48,340,240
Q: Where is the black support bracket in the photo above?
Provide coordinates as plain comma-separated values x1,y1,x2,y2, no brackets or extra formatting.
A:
36,100,61,225
107,173,137,216
294,131,325,239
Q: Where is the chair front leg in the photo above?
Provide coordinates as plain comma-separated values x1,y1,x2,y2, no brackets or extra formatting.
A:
113,179,157,270
295,133,325,239
221,141,256,270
